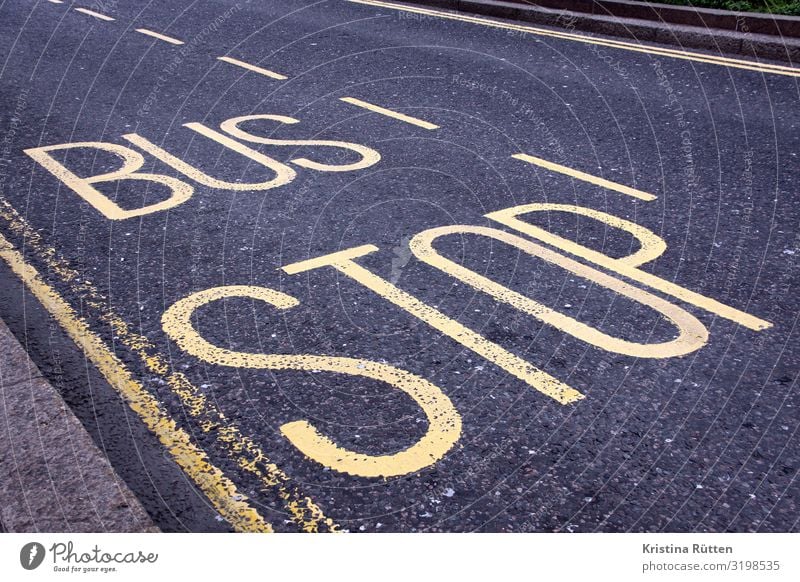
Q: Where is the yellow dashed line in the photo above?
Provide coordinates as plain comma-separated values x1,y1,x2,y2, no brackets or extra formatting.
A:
513,153,657,202
340,97,439,130
0,230,271,533
348,0,800,78
0,197,339,532
135,28,184,45
217,56,288,80
74,7,115,22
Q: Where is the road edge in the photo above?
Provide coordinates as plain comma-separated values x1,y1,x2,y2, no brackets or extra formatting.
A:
506,0,800,37
0,316,158,533
396,0,800,63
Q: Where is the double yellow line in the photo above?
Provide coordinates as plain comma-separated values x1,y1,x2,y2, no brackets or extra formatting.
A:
0,197,337,533
349,0,800,77
0,229,272,532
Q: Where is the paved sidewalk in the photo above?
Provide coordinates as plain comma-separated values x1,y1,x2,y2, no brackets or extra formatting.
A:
0,318,156,532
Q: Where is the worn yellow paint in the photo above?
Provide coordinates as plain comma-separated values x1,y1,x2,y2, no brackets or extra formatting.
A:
348,0,800,78
410,225,708,358
485,203,772,331
512,153,657,202
491,203,667,268
0,231,271,532
123,128,297,190
161,285,462,478
0,198,339,532
217,56,288,80
24,142,194,220
283,245,584,405
339,97,439,130
74,7,115,21
135,28,184,45
219,114,382,172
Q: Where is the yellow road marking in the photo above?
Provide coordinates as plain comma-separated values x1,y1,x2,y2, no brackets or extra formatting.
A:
217,56,288,80
410,225,708,358
0,197,338,532
25,141,194,220
0,231,271,533
162,286,462,479
219,113,382,172
340,97,439,130
123,129,297,191
74,7,115,21
488,203,668,268
348,0,800,77
512,153,657,202
283,245,584,405
135,28,184,45
485,203,772,331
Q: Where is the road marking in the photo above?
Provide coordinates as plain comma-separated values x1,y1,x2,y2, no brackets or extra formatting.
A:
485,203,773,331
25,141,194,220
217,56,288,80
135,28,184,45
410,225,708,358
488,203,668,268
220,113,382,172
513,153,657,202
74,7,115,21
0,197,339,532
47,0,64,4
348,0,800,77
26,114,381,223
283,245,584,405
340,97,439,129
162,286,462,479
0,231,272,533
124,127,297,190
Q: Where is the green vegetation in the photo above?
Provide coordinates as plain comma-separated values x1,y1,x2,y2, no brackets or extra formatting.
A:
639,0,800,16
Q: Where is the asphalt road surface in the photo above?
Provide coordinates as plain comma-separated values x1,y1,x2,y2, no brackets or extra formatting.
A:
0,0,798,533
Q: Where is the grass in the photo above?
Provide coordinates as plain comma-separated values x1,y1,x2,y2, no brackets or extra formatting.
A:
637,0,800,16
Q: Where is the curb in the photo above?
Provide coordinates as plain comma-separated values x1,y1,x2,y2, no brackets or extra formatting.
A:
0,317,157,533
507,0,800,37
402,0,800,63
